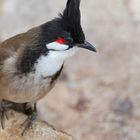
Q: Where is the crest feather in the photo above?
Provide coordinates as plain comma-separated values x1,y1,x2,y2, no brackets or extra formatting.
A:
61,0,85,43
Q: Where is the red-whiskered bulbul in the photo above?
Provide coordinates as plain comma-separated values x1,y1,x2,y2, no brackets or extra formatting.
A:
0,0,96,135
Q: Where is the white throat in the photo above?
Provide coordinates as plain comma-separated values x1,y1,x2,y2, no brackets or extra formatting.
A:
34,47,77,78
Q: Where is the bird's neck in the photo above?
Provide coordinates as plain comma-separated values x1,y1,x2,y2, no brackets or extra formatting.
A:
34,51,69,78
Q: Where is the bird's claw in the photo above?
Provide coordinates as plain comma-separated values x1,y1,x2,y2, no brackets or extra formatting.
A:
0,101,12,129
0,110,8,129
21,112,37,136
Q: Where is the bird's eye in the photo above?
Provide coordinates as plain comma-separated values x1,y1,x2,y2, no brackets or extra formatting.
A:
65,37,73,44
56,37,65,44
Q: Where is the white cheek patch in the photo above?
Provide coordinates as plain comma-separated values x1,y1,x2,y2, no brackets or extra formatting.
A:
46,42,69,51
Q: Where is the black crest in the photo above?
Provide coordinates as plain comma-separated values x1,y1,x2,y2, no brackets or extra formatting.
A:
61,0,85,44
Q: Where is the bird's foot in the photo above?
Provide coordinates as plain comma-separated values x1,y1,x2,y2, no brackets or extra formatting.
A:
0,101,12,129
21,112,37,136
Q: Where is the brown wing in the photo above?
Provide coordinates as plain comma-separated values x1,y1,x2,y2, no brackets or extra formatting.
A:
0,27,41,63
0,27,41,101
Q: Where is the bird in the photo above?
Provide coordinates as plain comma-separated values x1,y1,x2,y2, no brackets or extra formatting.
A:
0,0,96,135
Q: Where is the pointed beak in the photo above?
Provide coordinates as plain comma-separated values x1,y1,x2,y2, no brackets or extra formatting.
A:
77,41,97,52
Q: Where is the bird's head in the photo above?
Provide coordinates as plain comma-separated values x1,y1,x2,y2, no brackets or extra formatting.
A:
40,0,96,57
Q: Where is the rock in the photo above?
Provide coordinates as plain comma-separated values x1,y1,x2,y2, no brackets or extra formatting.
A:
0,110,75,140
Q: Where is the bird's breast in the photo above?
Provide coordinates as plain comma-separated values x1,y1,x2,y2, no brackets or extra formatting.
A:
1,50,65,103
1,58,62,103
34,52,64,78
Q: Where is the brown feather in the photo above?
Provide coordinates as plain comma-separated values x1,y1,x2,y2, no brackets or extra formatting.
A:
0,27,57,103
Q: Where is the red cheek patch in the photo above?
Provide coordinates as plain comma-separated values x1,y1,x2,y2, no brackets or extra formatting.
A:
56,38,65,44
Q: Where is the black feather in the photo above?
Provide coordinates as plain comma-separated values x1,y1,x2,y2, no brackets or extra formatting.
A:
61,0,85,43
17,44,48,74
17,0,85,74
40,0,85,44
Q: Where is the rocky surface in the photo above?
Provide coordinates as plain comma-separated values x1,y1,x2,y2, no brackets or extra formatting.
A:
0,0,140,140
0,110,75,140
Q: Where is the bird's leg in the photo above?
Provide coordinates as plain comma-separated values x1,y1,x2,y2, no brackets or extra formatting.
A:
21,103,37,136
0,100,12,129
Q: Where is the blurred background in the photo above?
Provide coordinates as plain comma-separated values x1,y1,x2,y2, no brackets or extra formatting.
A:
0,0,140,140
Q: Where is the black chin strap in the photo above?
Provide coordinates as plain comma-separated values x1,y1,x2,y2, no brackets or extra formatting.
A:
49,45,74,51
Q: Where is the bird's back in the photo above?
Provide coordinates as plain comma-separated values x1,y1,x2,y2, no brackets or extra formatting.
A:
0,27,41,62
